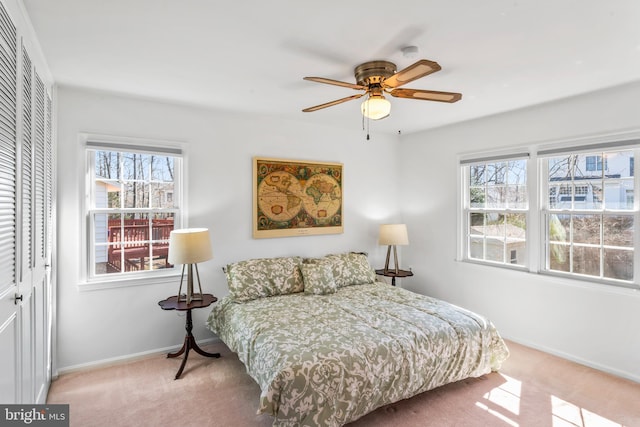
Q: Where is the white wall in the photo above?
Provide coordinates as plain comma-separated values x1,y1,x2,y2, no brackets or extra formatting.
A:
398,81,640,382
55,86,401,371
56,81,640,381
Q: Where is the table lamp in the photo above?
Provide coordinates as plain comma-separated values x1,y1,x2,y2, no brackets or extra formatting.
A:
168,228,213,304
379,224,409,275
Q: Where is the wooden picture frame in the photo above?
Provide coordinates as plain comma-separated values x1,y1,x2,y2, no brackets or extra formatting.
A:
253,157,343,238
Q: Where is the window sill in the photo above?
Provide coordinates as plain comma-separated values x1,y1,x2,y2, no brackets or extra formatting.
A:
78,271,181,291
457,258,640,295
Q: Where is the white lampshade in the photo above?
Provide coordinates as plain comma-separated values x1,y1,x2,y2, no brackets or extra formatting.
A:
379,224,409,246
361,95,391,120
168,228,213,265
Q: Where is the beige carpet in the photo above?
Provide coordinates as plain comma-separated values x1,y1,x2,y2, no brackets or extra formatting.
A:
47,340,640,427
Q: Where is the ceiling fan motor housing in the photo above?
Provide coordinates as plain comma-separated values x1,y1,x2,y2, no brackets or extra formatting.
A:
302,58,461,113
354,60,397,87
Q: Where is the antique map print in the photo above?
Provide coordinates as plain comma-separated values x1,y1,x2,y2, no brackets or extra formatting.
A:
253,157,343,238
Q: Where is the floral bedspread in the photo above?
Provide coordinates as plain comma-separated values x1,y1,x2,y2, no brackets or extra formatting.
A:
206,282,509,427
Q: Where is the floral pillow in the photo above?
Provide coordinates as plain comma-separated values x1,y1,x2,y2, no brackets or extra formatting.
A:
225,256,304,302
322,252,376,288
301,262,337,295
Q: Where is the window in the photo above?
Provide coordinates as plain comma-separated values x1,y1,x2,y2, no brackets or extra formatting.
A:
462,155,528,267
585,155,607,171
542,150,634,283
85,138,183,280
460,139,639,289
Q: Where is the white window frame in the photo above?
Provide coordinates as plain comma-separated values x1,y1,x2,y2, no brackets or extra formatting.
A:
538,141,639,289
459,151,530,270
458,131,640,291
80,133,186,289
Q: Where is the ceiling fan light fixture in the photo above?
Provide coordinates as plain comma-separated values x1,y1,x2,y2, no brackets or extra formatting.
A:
361,94,391,120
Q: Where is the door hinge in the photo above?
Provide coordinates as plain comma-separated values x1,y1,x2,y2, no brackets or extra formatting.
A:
14,294,23,305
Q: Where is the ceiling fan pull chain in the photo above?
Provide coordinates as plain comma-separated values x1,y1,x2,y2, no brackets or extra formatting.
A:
366,114,370,141
361,99,370,140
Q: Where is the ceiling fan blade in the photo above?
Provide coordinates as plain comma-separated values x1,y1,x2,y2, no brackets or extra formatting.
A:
303,76,365,90
390,88,462,103
383,59,441,88
302,93,365,112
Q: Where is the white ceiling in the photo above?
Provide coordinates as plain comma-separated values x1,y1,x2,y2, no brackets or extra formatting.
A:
22,0,640,135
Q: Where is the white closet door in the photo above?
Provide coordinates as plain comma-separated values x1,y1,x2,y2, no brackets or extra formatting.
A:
0,0,19,404
0,0,54,404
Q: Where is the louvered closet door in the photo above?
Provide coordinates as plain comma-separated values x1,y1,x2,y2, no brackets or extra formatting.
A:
18,41,34,403
0,0,19,404
0,0,53,403
28,69,49,404
18,43,52,404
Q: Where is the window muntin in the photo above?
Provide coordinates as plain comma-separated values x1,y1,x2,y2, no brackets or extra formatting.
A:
543,150,634,283
88,148,181,279
464,158,528,266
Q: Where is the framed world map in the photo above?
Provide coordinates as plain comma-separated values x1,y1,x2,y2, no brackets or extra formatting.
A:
253,157,343,238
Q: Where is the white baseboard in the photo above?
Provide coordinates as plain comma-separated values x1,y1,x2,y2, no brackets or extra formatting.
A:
54,337,221,377
503,335,640,384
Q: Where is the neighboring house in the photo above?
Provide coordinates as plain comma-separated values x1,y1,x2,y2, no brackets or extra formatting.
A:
470,223,526,265
548,153,634,210
94,179,120,265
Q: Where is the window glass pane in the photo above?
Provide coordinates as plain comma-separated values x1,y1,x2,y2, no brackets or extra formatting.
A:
603,216,633,247
507,159,526,185
93,213,109,275
549,243,570,272
124,182,150,208
504,213,527,266
151,155,174,182
585,182,603,209
603,248,633,281
576,153,603,179
604,180,633,210
486,162,507,208
506,213,526,236
572,214,600,245
572,246,600,276
95,214,121,274
150,182,175,208
470,165,485,185
122,152,149,181
95,150,119,179
469,236,484,259
506,160,527,208
603,150,634,210
506,240,526,266
485,239,504,263
487,162,506,184
506,184,527,209
150,215,174,270
548,156,572,181
470,186,485,208
486,185,505,208
485,213,505,237
549,214,569,243
469,212,485,231
94,213,109,244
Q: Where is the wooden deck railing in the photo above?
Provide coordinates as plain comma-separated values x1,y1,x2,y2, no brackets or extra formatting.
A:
107,221,173,272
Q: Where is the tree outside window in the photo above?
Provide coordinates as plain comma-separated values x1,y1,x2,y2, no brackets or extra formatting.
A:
89,148,181,277
546,151,634,282
466,158,528,266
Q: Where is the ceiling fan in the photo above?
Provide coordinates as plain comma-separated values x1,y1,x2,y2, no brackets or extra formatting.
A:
302,59,462,120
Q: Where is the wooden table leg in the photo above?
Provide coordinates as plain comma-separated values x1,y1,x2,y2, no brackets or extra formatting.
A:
167,308,220,379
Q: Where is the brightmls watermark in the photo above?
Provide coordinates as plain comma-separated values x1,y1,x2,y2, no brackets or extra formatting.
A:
1,405,69,426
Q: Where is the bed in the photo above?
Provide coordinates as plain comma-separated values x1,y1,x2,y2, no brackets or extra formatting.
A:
206,252,509,427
